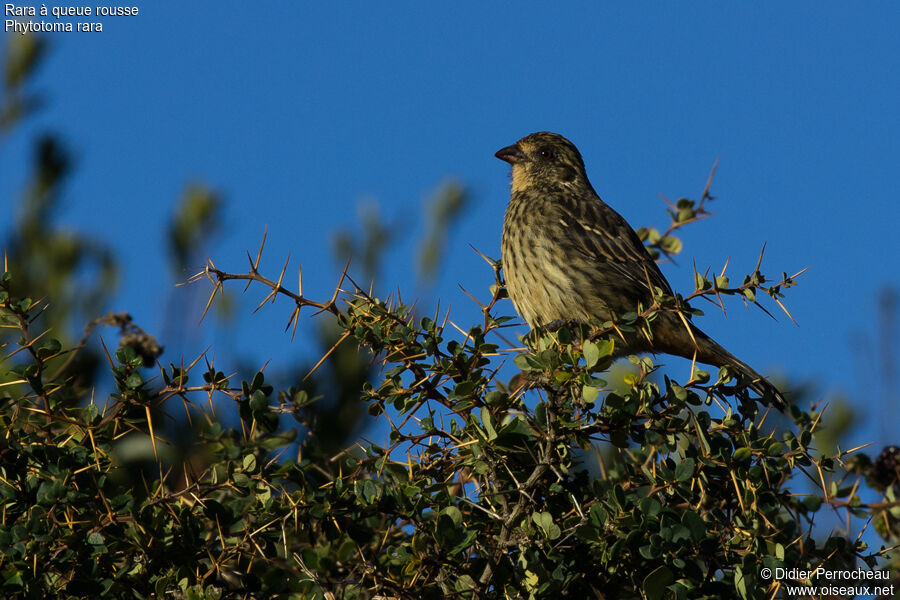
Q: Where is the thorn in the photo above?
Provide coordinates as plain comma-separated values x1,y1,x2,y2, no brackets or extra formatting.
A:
273,254,291,303
641,263,655,296
313,256,352,317
458,284,484,309
440,304,452,333
701,156,720,203
659,193,676,211
242,259,254,293
99,337,115,369
610,321,628,344
291,307,302,340
178,351,209,382
254,288,277,313
753,300,777,322
842,442,874,456
712,287,727,317
333,256,353,300
754,242,767,274
446,318,468,337
298,263,303,297
199,282,220,324
254,225,268,271
677,309,697,346
284,306,300,341
773,297,799,326
145,405,159,463
791,266,810,279
304,330,351,381
469,245,497,267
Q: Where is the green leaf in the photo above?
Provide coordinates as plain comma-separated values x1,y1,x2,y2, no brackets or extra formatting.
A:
732,447,752,464
355,479,377,505
675,458,695,482
660,235,682,254
532,511,561,540
480,407,497,440
87,532,105,545
682,511,706,541
251,370,265,390
643,566,674,600
485,390,507,406
583,341,600,369
125,372,143,389
801,495,822,512
766,442,784,456
524,570,539,592
694,272,710,290
534,401,547,428
454,575,476,594
676,207,694,222
453,380,475,398
259,429,297,449
640,497,661,517
513,352,540,372
35,481,64,506
116,345,137,364
596,338,615,357
735,565,748,599
589,502,607,527
442,506,462,526
692,369,710,383
249,389,268,411
36,338,62,359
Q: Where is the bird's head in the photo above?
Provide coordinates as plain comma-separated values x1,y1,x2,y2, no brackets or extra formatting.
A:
495,131,589,193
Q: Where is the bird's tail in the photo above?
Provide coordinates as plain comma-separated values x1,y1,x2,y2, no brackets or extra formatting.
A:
690,327,786,411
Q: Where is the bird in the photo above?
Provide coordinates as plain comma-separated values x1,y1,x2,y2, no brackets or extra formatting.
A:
495,131,784,408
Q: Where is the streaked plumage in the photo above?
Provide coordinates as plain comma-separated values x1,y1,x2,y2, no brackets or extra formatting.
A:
497,131,784,408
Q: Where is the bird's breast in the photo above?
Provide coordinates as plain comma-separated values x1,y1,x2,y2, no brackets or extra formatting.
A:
501,192,593,328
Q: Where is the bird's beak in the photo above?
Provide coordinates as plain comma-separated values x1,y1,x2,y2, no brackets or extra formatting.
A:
495,143,525,164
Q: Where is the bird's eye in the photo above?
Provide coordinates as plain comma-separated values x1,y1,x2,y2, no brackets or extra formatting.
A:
539,148,552,160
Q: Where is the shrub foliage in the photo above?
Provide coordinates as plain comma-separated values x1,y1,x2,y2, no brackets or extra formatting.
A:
1,218,898,599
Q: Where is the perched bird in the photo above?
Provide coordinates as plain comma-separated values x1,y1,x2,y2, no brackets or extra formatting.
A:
496,131,784,408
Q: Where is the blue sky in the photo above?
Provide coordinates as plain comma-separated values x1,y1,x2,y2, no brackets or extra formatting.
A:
2,4,899,448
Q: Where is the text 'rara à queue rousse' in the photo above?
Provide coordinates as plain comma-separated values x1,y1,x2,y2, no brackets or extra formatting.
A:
5,4,138,33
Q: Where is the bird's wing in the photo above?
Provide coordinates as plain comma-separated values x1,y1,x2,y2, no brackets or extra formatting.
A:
559,194,675,298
